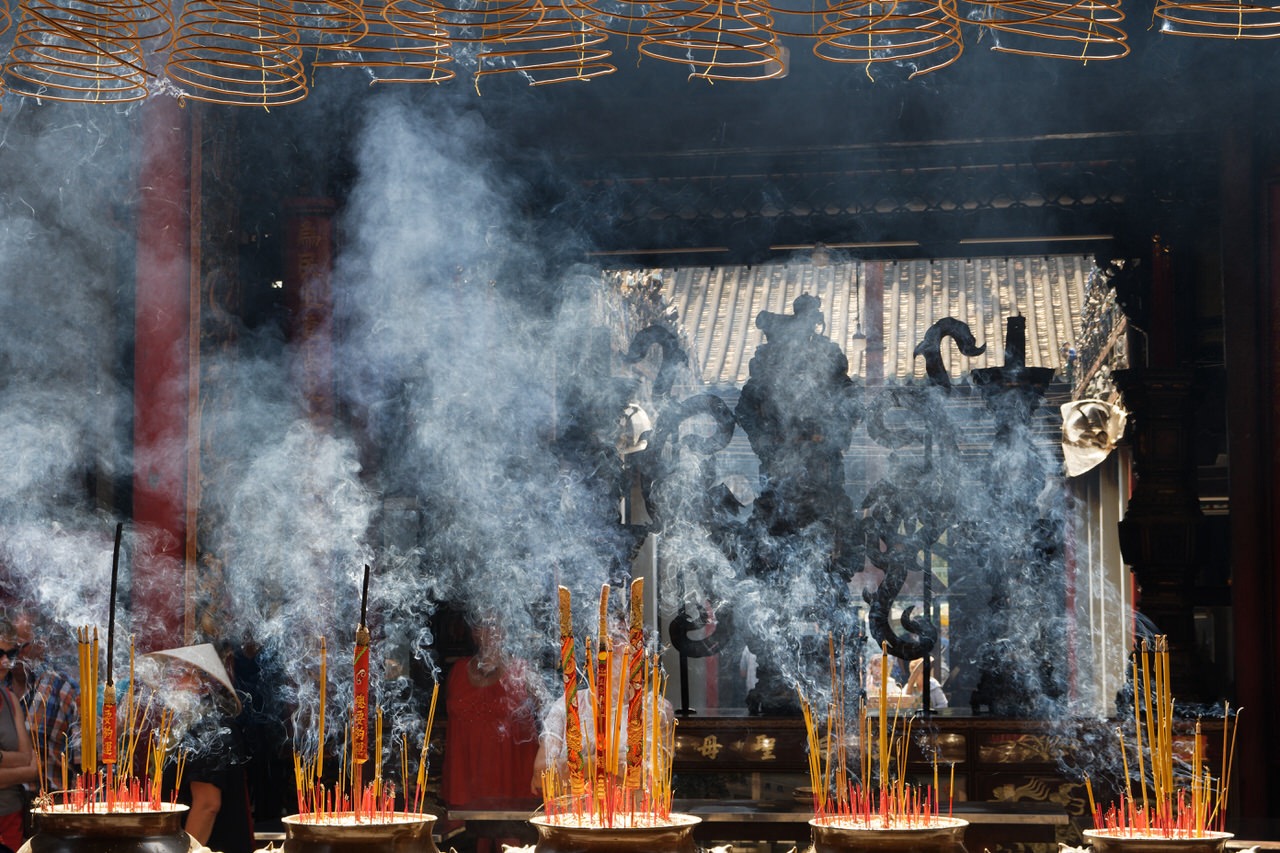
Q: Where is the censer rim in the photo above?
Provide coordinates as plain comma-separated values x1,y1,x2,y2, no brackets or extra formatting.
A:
281,812,439,826
810,816,970,831
529,813,703,829
1082,829,1235,843
32,803,191,816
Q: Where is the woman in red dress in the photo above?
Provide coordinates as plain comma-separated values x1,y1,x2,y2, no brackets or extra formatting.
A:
440,621,540,852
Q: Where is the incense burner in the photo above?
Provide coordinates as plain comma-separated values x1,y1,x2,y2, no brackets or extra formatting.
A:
1082,829,1233,853
280,813,440,853
529,813,701,853
21,804,199,853
809,816,969,853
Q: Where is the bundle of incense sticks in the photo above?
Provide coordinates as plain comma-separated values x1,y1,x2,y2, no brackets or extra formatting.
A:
291,634,441,822
55,628,181,811
540,580,676,826
799,638,953,827
1085,636,1240,837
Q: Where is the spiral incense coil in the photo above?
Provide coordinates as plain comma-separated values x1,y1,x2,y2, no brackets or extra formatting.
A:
311,0,454,85
1152,0,1280,38
390,0,543,45
292,0,368,49
753,0,843,39
959,0,1128,58
561,0,695,39
166,0,308,106
640,0,788,81
1,0,10,107
758,4,831,38
474,0,615,87
3,0,160,103
815,0,963,76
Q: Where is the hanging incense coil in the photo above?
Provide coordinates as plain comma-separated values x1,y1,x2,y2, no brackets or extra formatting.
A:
1151,0,1280,37
166,0,308,106
958,0,1128,59
639,0,788,81
292,0,368,49
0,0,13,104
561,0,693,38
474,0,615,87
752,0,836,39
310,0,454,84
3,0,168,103
814,0,963,77
390,0,543,45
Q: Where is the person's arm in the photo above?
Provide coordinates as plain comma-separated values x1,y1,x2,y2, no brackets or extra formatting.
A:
531,741,548,794
0,690,38,787
0,749,38,787
185,781,222,845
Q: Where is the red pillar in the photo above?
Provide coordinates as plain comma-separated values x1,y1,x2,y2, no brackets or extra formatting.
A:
132,98,194,653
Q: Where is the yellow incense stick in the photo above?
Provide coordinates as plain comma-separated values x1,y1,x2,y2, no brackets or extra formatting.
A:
318,637,327,779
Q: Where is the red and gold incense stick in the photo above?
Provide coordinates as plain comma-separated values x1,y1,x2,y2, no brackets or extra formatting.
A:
559,586,586,797
624,578,645,789
542,582,675,826
593,583,611,811
353,565,372,767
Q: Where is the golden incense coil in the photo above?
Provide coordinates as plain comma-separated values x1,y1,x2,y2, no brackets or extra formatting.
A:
639,0,788,81
292,0,367,47
815,0,963,78
3,0,160,103
1152,0,1280,38
473,0,615,90
562,0,690,37
165,0,309,106
956,0,1128,60
311,0,455,84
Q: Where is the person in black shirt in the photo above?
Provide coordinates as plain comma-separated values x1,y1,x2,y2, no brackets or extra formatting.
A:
151,645,254,853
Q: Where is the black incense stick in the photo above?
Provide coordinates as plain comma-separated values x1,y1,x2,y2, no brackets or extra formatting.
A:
359,563,371,628
106,522,123,686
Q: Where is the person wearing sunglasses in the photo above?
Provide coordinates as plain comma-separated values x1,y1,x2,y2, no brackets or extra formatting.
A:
0,616,37,853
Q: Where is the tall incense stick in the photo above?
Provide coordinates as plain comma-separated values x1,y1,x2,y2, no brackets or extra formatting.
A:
353,564,371,769
102,522,123,768
593,583,610,810
558,587,585,797
624,578,645,789
106,522,122,685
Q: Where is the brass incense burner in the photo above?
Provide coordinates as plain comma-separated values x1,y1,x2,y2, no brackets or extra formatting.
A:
281,813,440,853
20,804,199,853
529,813,701,853
809,816,969,853
1082,830,1233,853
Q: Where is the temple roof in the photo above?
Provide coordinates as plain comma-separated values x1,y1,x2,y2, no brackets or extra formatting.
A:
655,254,1091,387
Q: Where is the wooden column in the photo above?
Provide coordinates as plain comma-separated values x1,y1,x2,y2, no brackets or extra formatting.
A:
1221,136,1276,832
1113,367,1202,690
132,97,195,653
284,197,337,425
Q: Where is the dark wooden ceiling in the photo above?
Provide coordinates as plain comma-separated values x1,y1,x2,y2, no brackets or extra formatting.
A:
229,6,1274,268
